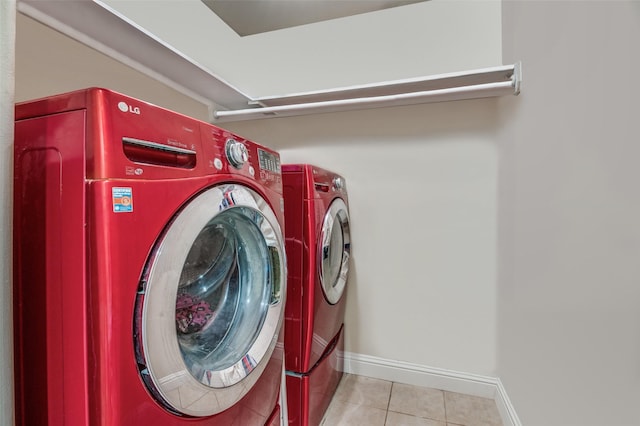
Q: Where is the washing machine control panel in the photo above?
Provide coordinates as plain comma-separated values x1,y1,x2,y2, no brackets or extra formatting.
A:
225,138,249,169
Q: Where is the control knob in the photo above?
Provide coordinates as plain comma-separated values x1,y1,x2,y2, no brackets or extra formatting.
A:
225,139,248,169
332,177,345,191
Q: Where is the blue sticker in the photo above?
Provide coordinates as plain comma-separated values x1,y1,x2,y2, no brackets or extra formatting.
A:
112,187,133,213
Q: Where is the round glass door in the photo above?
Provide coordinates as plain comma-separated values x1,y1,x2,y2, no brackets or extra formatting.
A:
318,198,351,304
134,184,285,417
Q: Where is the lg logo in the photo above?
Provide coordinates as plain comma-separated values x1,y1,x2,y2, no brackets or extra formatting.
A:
117,101,141,115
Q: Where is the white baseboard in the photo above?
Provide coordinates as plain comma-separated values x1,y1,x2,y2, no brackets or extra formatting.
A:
341,352,522,426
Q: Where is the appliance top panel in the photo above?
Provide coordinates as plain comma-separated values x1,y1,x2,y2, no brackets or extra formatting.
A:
283,163,347,200
15,88,282,188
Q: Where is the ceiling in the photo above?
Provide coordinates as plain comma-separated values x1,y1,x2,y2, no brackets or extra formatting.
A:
201,0,427,36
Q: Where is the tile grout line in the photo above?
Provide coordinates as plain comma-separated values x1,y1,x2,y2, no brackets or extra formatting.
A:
442,390,449,425
384,381,394,425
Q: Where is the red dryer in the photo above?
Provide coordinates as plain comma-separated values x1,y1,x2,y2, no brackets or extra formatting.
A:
282,164,351,426
13,88,287,426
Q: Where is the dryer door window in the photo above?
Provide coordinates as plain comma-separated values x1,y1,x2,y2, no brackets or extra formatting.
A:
134,184,285,417
319,198,351,305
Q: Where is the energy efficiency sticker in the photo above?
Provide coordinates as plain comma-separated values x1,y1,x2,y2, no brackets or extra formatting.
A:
112,187,133,213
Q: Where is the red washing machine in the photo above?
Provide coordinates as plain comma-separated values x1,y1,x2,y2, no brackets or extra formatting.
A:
282,164,351,426
13,88,287,426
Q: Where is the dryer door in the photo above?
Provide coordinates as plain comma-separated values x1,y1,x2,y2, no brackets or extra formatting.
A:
318,198,351,304
134,184,285,417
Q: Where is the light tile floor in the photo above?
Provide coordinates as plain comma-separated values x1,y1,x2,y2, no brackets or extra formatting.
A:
321,374,503,426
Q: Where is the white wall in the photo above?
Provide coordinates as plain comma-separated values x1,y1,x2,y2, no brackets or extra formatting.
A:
497,1,640,425
0,1,16,425
222,99,501,376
